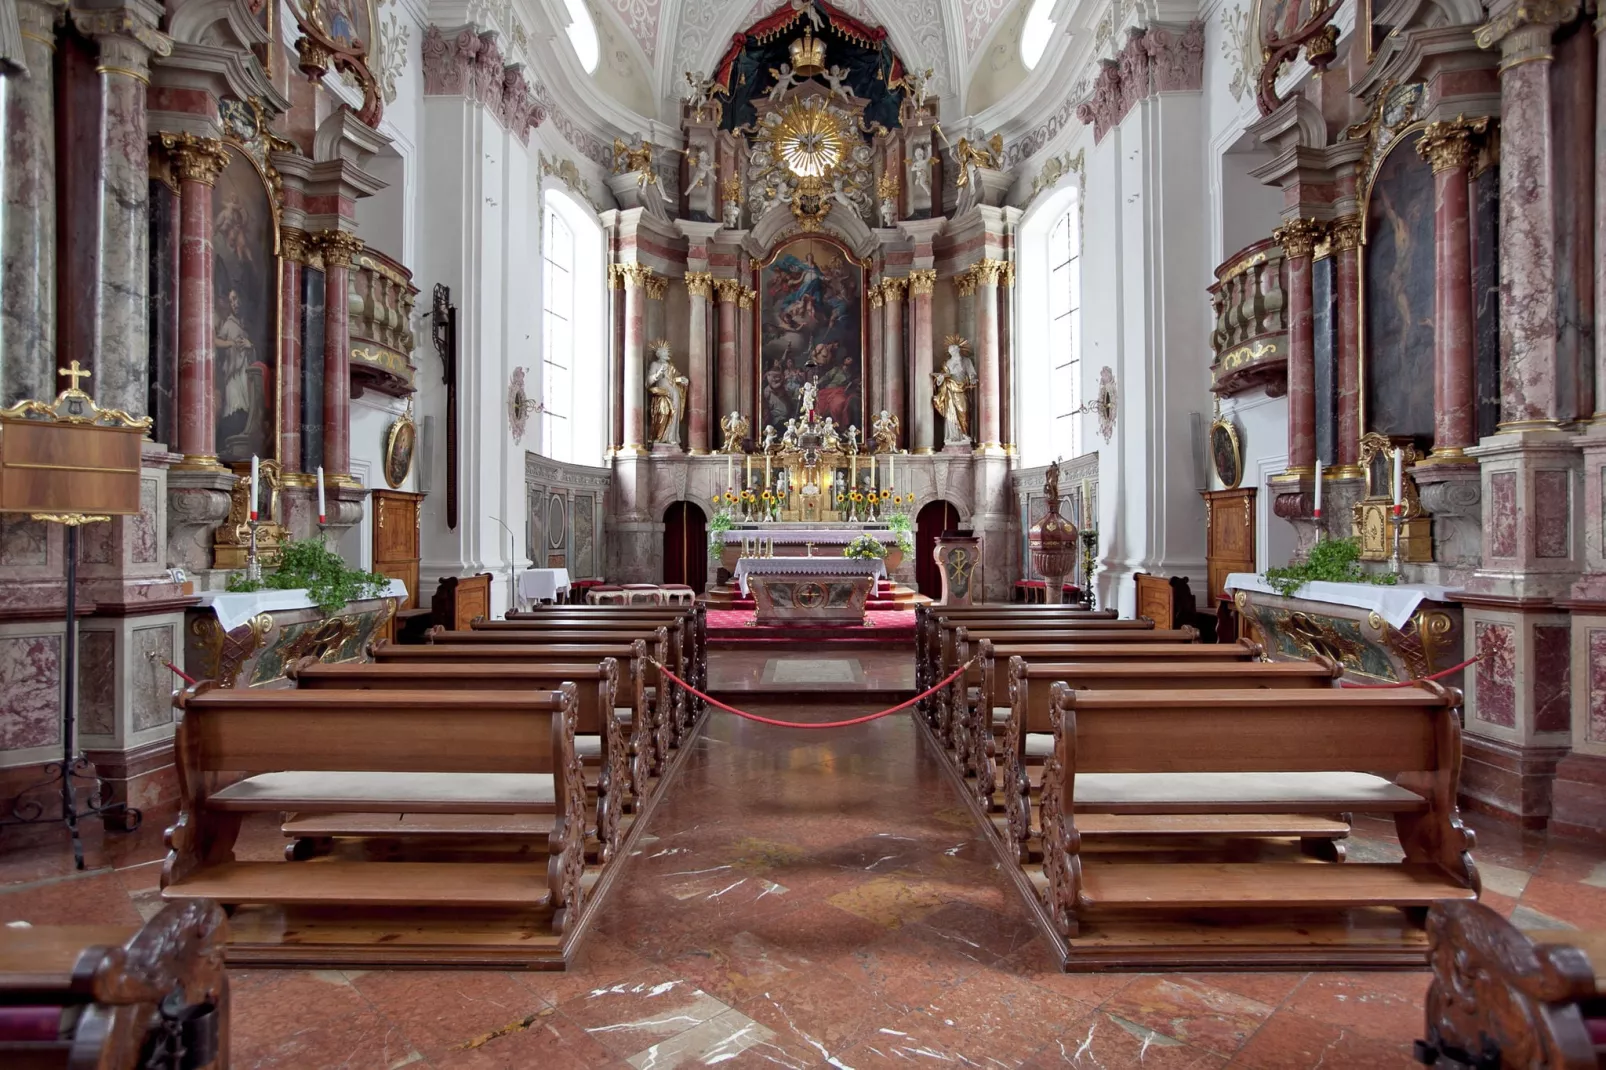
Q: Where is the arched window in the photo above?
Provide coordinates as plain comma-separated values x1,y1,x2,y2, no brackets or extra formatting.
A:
1021,0,1056,69
1017,188,1083,465
541,189,605,463
563,0,599,73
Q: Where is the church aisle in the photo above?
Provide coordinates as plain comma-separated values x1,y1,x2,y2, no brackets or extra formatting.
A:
2,652,1601,1067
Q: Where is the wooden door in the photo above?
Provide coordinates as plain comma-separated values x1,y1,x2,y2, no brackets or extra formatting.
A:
663,501,709,593
371,491,423,609
915,500,962,600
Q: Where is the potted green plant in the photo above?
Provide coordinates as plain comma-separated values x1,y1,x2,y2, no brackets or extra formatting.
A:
226,535,391,612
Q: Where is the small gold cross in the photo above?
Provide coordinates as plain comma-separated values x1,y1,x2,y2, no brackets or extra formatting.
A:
58,361,91,392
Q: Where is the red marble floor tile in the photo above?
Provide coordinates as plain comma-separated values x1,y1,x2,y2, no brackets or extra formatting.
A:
1022,1010,1232,1069
228,970,423,1070
429,1005,630,1069
736,899,895,967
906,899,1044,967
1278,972,1431,1044
1197,973,1307,1011
345,969,546,1062
830,929,987,1012
1519,874,1606,929
908,968,1100,1064
659,930,817,1008
1002,942,1141,1008
1102,975,1279,1057
738,967,901,1063
0,871,145,925
1229,1008,1423,1069
555,970,732,1057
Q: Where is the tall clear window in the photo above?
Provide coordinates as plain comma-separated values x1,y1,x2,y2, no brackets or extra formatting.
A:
542,207,575,461
1048,207,1082,455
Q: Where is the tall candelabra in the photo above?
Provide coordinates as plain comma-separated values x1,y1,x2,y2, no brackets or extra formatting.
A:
1079,529,1099,610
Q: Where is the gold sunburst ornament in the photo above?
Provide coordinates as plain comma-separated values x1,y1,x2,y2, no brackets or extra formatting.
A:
771,99,846,178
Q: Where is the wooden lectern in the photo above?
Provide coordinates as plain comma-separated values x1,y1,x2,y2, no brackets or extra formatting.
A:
0,363,150,867
933,533,983,606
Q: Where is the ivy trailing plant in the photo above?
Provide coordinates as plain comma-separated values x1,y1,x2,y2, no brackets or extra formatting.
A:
1263,536,1398,598
883,509,915,554
707,502,735,561
225,536,390,612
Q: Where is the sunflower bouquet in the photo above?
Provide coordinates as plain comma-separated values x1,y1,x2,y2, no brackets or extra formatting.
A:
843,533,887,560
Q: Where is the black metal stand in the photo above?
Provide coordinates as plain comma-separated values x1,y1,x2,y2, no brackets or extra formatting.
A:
0,524,142,869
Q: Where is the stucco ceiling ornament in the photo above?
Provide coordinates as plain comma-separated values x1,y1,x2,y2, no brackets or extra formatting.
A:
746,95,874,227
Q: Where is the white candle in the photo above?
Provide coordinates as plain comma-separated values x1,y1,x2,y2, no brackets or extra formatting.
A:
888,451,894,492
765,453,771,485
851,452,857,484
1393,448,1404,510
316,466,326,524
249,456,260,522
1313,460,1323,517
726,452,733,491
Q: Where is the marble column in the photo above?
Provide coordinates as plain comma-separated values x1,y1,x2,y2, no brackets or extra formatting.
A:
1000,262,1015,450
868,281,885,417
76,6,170,418
883,277,906,441
685,271,713,454
2,0,63,408
738,286,756,423
609,265,625,452
714,279,741,427
1418,117,1488,461
317,230,363,478
953,267,978,358
974,259,1005,452
1595,11,1606,420
620,265,651,452
279,229,308,472
908,271,937,454
1273,219,1324,474
161,133,228,468
1479,13,1568,426
1331,217,1363,472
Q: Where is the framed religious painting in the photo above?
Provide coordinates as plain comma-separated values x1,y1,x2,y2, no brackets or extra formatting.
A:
756,236,866,437
1210,416,1243,490
212,143,279,466
383,412,416,488
315,0,374,52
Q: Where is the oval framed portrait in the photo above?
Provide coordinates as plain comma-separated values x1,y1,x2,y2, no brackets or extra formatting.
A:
1210,417,1243,490
384,414,416,489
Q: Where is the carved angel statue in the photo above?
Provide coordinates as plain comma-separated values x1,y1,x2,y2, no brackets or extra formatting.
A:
791,0,825,30
893,66,935,120
768,62,800,103
907,145,933,197
846,424,860,454
954,132,1005,188
823,65,853,103
719,410,750,453
871,410,900,454
684,146,715,190
683,70,727,123
761,424,778,454
820,417,841,452
645,341,688,445
781,418,800,449
612,136,656,188
931,337,978,444
799,378,819,419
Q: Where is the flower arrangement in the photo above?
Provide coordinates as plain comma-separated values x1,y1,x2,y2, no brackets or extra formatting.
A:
708,498,735,560
1263,536,1399,598
884,505,915,554
843,533,887,560
226,535,389,612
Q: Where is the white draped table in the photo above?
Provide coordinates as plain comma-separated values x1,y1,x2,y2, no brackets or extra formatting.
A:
734,556,886,596
193,579,410,633
517,567,572,608
1223,573,1451,630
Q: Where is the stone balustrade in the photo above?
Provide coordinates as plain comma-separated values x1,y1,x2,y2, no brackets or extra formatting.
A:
349,248,420,396
1208,236,1288,397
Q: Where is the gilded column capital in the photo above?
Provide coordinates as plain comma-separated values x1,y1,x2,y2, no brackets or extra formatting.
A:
1002,261,1016,288
280,227,311,264
713,277,742,303
869,281,886,309
738,286,756,311
881,276,908,302
685,271,714,299
952,268,978,298
1272,218,1327,260
975,258,1009,286
1475,0,1580,61
1328,215,1363,252
158,131,228,187
644,274,668,301
614,263,655,291
314,229,365,268
1416,115,1490,173
908,269,937,297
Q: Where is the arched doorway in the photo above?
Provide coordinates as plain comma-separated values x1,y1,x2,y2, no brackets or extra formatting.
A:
663,501,709,593
915,500,962,600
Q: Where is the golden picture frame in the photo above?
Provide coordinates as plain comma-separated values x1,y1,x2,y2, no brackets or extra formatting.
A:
383,412,416,489
1210,416,1243,490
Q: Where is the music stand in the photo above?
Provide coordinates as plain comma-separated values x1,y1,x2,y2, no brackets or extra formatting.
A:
0,362,151,867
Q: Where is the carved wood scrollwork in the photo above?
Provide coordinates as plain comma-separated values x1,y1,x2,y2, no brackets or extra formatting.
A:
292,0,384,128
1256,0,1348,117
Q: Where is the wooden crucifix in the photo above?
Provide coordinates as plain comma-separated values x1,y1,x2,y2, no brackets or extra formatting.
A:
431,284,459,530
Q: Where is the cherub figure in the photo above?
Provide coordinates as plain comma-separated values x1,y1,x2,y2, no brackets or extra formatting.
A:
768,62,799,103
683,70,728,123
791,0,825,30
761,424,777,454
846,424,860,454
894,66,935,121
781,418,800,448
684,146,715,190
823,64,853,103
719,410,749,453
820,417,841,452
612,136,656,188
907,145,933,197
871,410,900,454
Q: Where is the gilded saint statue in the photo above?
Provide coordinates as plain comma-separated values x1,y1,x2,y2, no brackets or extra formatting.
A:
719,410,749,453
646,341,688,445
871,409,900,453
612,136,656,188
931,336,978,445
953,132,1004,188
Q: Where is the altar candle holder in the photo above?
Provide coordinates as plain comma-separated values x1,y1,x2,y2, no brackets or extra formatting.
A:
246,517,262,584
1390,505,1406,576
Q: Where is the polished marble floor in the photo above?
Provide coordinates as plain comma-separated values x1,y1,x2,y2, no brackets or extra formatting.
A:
4,651,1606,1068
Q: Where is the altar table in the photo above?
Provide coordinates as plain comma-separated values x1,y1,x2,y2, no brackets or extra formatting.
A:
516,567,572,607
733,556,886,597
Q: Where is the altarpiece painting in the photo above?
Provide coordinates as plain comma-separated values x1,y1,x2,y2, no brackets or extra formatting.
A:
757,236,865,433
212,144,278,464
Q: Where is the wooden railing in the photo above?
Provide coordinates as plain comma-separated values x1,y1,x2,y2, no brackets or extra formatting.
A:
350,248,420,396
1208,236,1287,397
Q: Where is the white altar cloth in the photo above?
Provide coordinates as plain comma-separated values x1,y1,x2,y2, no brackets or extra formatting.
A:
1224,573,1453,631
517,567,572,607
194,579,409,633
734,556,887,596
727,528,895,545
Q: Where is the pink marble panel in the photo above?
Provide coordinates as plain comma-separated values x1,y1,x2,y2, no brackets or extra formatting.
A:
0,516,48,566
1533,625,1571,733
1474,621,1516,728
131,479,159,564
1489,471,1518,558
1535,470,1571,558
131,624,174,731
78,520,113,565
78,632,116,736
1590,628,1606,743
0,635,61,750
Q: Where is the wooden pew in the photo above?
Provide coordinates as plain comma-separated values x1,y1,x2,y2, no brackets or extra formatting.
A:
0,901,228,1070
998,654,1346,856
431,623,694,746
431,573,493,631
507,604,707,699
1036,682,1478,953
1418,900,1606,1070
161,684,589,951
372,638,668,779
934,617,1161,716
915,604,1118,698
287,658,629,861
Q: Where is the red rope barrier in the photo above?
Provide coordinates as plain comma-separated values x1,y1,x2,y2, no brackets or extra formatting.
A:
652,657,977,729
159,660,199,686
1339,652,1483,688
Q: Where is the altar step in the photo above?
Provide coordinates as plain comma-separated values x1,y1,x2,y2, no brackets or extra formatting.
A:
702,579,927,612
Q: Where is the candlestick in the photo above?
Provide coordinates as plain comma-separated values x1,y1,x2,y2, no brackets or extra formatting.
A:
249,455,260,522
1313,460,1323,519
316,466,326,525
850,452,856,485
727,452,733,490
888,451,894,492
764,453,771,485
1392,447,1404,507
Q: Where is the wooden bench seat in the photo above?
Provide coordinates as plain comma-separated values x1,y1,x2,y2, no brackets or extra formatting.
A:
289,657,632,859
162,684,588,954
915,605,1118,697
1076,813,1352,839
506,605,706,694
1036,682,1478,945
